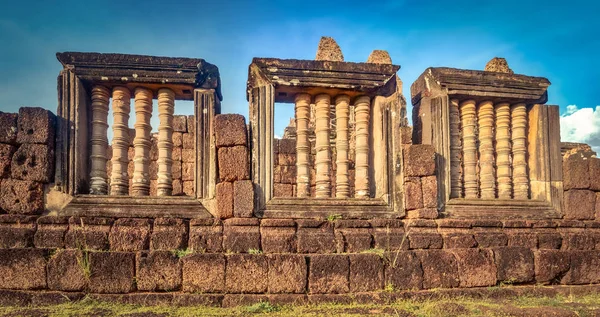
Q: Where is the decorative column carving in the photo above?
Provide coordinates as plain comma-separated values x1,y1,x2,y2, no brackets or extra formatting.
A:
89,86,110,195
295,93,311,197
495,102,512,199
110,87,131,195
478,101,496,199
460,100,478,199
314,93,332,198
157,88,175,196
335,94,350,198
131,87,153,196
511,103,529,199
354,95,370,198
449,98,462,198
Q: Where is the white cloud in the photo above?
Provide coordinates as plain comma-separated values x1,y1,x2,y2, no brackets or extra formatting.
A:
560,105,600,153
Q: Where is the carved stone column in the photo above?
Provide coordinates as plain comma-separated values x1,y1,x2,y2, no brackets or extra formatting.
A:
478,101,495,199
295,93,311,197
335,94,350,198
354,95,370,198
511,103,529,199
89,86,110,195
157,88,175,196
449,98,462,198
460,100,478,199
495,102,512,199
314,93,332,198
110,87,131,195
131,87,153,196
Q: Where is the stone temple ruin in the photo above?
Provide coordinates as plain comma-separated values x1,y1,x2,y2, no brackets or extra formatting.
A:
0,37,598,307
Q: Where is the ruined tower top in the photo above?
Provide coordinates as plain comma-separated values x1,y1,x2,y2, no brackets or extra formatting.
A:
315,36,344,62
484,57,514,74
366,50,392,64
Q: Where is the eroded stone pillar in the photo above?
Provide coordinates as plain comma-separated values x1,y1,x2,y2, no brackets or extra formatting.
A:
295,93,311,197
449,98,463,198
495,102,512,199
511,103,529,199
314,94,332,198
478,101,495,199
89,86,110,195
157,88,175,196
110,87,131,195
354,95,370,198
131,87,153,196
335,94,350,198
460,100,478,199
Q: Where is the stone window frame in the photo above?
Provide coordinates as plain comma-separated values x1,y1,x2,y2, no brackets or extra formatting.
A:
247,58,406,218
411,67,563,219
53,52,220,218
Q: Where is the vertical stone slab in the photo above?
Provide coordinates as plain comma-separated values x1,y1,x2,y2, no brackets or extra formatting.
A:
295,93,311,197
477,101,495,199
132,87,153,196
314,94,332,198
309,254,349,294
449,98,462,198
89,85,110,195
335,94,351,198
157,88,175,196
354,96,370,198
511,103,529,199
460,100,478,198
110,87,131,195
495,102,512,199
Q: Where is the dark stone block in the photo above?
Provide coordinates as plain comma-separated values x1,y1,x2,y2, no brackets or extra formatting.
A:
0,215,35,248
150,218,188,251
88,252,135,293
408,233,443,249
403,144,435,177
214,114,247,147
297,225,336,253
404,177,422,210
16,107,55,145
226,254,268,293
417,250,460,289
451,249,496,287
534,250,570,284
0,112,18,144
182,254,225,293
562,250,600,284
65,217,113,250
421,176,437,208
537,233,562,249
11,144,53,182
218,146,249,182
507,232,538,248
223,223,260,253
336,228,372,253
136,251,181,291
493,247,534,284
189,223,223,252
233,180,254,218
47,249,87,291
589,158,600,191
279,139,296,154
474,232,508,248
0,179,44,215
563,154,590,190
216,182,234,219
384,251,423,290
562,233,596,250
0,249,47,290
173,115,188,133
109,218,151,251
564,189,596,220
267,254,307,294
34,216,69,248
349,254,383,292
443,233,477,248
261,226,296,253
309,254,349,294
0,144,15,178
372,227,409,251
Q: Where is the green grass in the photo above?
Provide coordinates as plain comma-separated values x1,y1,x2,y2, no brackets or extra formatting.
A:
1,293,599,316
171,248,194,258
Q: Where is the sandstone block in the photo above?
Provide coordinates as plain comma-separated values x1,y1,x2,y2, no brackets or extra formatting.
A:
218,146,249,181
417,250,460,289
88,251,135,293
183,181,194,196
136,251,182,291
214,114,247,147
403,144,435,177
182,132,195,149
537,233,562,249
0,112,18,144
189,222,223,252
400,126,413,144
562,233,595,250
493,247,534,283
11,144,54,182
0,179,44,215
182,254,225,293
564,189,596,220
534,250,570,284
182,162,194,180
0,144,15,178
172,160,182,179
297,225,336,253
0,249,47,290
261,226,296,253
273,183,293,197
279,165,296,184
507,232,538,248
226,254,268,293
47,249,87,291
267,254,307,293
223,223,260,253
444,233,477,248
64,217,113,250
562,250,600,284
384,251,423,290
216,182,234,219
309,255,349,294
589,158,600,191
404,178,423,210
16,107,55,145
109,218,151,251
349,254,383,292
337,228,372,253
451,249,497,287
563,154,590,190
233,180,254,217
421,175,437,208
151,218,188,251
474,232,508,248
279,138,296,154
406,208,438,219
408,233,443,249
173,132,183,148
315,36,344,62
0,215,35,248
173,115,187,132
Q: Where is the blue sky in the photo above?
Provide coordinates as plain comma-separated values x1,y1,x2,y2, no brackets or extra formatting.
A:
1,0,599,148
